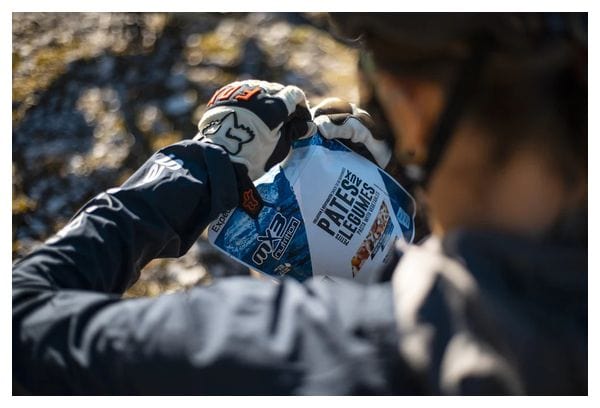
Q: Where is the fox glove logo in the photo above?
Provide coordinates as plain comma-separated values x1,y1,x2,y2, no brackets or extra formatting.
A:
202,111,255,155
242,189,261,214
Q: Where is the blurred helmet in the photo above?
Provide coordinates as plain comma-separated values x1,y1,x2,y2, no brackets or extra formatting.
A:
329,13,587,65
328,13,587,187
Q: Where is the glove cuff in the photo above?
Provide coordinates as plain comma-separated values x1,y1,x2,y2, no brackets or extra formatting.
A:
231,162,264,218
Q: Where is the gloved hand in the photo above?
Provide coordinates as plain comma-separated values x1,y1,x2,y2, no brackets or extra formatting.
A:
312,97,392,169
195,80,316,181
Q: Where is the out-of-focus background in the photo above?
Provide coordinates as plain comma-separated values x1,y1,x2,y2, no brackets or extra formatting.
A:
12,12,359,297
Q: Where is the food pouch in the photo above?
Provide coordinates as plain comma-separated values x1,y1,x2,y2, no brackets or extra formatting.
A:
207,132,416,283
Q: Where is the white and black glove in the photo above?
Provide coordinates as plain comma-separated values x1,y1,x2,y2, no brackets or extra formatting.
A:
312,97,392,169
195,80,316,217
196,80,315,180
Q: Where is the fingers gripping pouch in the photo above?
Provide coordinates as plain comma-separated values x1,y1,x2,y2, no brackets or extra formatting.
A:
208,132,416,284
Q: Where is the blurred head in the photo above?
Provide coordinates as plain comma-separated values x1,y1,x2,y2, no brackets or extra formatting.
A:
330,13,587,238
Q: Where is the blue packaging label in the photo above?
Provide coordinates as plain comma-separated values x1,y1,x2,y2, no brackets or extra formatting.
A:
208,132,416,283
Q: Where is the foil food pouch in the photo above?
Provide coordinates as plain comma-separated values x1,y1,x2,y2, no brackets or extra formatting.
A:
207,132,416,283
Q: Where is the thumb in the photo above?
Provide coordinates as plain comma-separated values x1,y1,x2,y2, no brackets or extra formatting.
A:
281,105,316,141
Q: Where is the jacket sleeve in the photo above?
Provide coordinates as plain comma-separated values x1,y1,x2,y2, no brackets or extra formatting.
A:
13,140,240,295
12,139,400,395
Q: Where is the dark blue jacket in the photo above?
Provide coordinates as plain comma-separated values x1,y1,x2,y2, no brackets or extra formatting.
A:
12,140,402,395
12,140,587,395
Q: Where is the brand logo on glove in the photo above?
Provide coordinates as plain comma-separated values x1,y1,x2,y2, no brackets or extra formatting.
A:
242,188,261,214
202,111,255,155
207,84,262,107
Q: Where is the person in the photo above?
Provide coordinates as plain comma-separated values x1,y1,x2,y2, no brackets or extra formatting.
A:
12,13,587,395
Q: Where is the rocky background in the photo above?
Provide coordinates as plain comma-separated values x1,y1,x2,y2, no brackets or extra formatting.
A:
12,12,359,297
